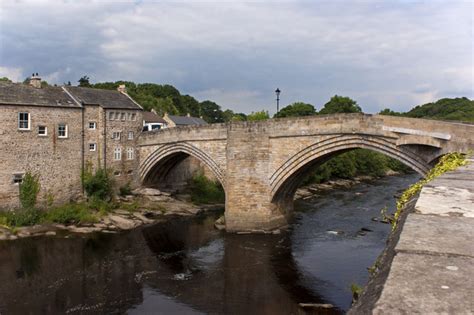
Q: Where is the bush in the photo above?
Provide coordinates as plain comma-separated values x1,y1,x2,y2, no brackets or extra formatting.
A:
19,172,41,209
119,182,132,196
44,203,97,225
190,172,225,204
82,166,114,201
5,208,42,227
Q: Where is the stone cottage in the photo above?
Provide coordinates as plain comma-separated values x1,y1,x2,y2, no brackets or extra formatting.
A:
0,76,143,209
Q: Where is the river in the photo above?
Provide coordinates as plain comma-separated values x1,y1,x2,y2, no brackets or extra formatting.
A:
0,174,419,314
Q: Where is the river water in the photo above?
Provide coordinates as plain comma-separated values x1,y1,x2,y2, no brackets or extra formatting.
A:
0,174,418,315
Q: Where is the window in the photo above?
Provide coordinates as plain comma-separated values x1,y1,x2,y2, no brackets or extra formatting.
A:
126,148,134,160
89,143,97,151
120,113,126,121
127,113,132,121
114,112,120,120
89,122,96,130
58,124,68,138
12,173,24,184
131,113,136,121
112,132,121,140
128,131,134,140
114,147,122,161
113,170,121,176
109,112,115,120
127,170,133,175
18,112,30,130
38,126,47,136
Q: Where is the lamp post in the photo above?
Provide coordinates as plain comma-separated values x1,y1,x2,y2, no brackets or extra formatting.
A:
275,88,281,113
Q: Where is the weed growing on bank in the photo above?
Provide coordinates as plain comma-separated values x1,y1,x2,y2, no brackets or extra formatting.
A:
392,152,467,230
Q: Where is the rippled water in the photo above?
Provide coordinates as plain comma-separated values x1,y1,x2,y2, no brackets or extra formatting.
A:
0,174,419,314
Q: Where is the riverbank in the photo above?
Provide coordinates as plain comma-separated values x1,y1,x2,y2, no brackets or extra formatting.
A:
0,187,223,241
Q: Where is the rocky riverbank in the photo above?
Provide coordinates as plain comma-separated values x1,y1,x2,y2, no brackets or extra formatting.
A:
0,187,223,241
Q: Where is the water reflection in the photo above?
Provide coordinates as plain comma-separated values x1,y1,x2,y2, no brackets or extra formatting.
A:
0,174,419,314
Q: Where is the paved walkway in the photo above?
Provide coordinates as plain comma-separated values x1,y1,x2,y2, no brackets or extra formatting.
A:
373,158,474,314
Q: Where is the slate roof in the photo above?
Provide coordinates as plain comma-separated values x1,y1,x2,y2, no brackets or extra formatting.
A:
143,111,167,123
64,86,142,110
0,82,79,108
168,115,208,126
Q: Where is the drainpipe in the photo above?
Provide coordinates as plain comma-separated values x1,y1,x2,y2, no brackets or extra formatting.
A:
81,102,85,193
104,109,107,170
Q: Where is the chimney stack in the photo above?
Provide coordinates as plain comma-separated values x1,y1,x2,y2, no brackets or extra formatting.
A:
29,73,42,88
117,84,126,93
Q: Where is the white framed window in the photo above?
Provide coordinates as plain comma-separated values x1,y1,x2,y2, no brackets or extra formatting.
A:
12,173,24,184
128,131,134,140
18,112,30,130
109,112,115,120
114,147,122,161
126,147,134,160
114,112,120,120
58,124,68,138
120,112,126,121
89,143,97,151
112,131,121,140
38,126,47,136
89,122,96,130
131,113,136,121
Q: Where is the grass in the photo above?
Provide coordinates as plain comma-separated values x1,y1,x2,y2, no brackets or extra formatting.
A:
43,203,98,225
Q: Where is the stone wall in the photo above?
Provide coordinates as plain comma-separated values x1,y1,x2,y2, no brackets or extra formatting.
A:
0,105,83,209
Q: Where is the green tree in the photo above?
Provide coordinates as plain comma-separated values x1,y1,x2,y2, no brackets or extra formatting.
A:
247,110,269,121
319,95,362,114
0,77,12,83
274,102,316,118
19,172,41,209
200,100,225,123
78,76,92,87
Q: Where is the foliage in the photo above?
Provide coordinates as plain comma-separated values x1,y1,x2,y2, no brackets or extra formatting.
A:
378,108,402,116
82,165,114,202
190,172,225,204
351,283,363,302
274,102,316,118
78,75,92,87
319,95,362,114
247,110,270,121
393,152,467,230
19,172,41,210
4,208,42,227
43,203,97,225
119,182,132,196
0,77,12,83
404,97,474,122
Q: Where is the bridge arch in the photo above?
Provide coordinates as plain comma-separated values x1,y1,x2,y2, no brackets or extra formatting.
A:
140,142,226,190
270,134,430,206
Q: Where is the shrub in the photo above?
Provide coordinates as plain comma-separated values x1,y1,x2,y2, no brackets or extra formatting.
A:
19,172,41,209
5,208,42,227
190,172,225,204
82,166,114,201
119,182,132,196
44,203,97,225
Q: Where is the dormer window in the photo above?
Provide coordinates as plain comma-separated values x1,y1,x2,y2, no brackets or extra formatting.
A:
18,112,30,130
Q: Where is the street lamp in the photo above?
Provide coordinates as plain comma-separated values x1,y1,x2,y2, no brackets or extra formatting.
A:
275,88,281,113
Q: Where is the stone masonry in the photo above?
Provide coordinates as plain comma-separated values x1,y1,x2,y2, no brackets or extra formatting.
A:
139,113,474,231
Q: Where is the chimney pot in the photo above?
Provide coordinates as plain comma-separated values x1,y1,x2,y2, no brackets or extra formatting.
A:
29,73,42,88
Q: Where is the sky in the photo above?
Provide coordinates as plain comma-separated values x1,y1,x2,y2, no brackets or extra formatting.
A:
0,0,472,115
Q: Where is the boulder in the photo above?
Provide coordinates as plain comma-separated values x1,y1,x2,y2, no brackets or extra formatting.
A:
133,187,162,196
109,215,140,230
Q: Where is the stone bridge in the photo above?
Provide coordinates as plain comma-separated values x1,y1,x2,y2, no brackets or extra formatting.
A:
138,113,474,232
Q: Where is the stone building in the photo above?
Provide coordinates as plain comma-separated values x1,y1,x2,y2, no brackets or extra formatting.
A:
0,77,143,209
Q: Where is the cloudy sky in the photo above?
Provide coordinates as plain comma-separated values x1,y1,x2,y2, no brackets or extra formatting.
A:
0,0,472,114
